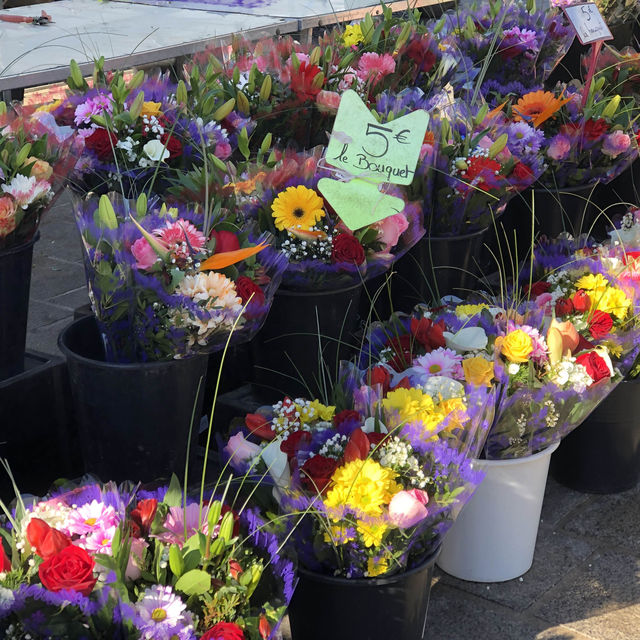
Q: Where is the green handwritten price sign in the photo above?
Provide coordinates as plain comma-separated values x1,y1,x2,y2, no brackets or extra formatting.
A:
319,90,429,230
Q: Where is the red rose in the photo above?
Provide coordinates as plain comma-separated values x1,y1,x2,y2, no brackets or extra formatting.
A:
160,133,182,159
588,310,613,339
0,543,10,572
300,455,338,494
280,429,311,459
27,518,71,560
331,233,366,265
333,409,361,429
211,229,241,253
343,428,370,463
245,413,275,441
201,621,246,640
512,162,535,181
410,317,446,352
386,334,414,372
290,61,324,101
368,365,390,393
525,281,551,297
236,276,265,305
405,38,436,73
39,545,97,596
571,289,591,313
575,351,611,384
130,499,158,537
583,118,608,141
555,297,574,317
85,128,118,161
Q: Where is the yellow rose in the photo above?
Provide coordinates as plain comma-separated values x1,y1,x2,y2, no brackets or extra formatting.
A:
27,157,53,181
498,329,533,363
462,357,495,386
140,101,163,118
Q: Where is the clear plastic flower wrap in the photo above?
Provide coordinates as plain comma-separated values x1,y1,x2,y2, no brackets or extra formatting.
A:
74,192,287,362
0,477,295,639
236,146,424,291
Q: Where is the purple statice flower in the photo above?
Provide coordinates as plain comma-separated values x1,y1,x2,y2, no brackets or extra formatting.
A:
133,585,195,640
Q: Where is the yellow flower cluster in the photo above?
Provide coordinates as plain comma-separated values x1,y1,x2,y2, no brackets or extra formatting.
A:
575,273,631,320
367,554,390,577
342,23,364,47
298,400,335,423
382,388,444,433
455,303,489,318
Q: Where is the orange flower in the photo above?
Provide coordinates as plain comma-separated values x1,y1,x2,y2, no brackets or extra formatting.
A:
423,130,435,145
199,242,268,271
513,90,572,128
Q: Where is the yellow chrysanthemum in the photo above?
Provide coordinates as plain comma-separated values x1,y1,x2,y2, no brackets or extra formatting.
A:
367,554,390,577
298,399,335,423
323,524,356,544
600,339,623,358
455,303,488,318
141,101,163,118
325,459,401,518
342,23,364,47
575,273,609,297
357,519,388,548
271,185,325,231
434,397,467,431
597,286,631,320
382,388,436,424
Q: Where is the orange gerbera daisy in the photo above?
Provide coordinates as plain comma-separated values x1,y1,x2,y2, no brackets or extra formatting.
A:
512,90,572,128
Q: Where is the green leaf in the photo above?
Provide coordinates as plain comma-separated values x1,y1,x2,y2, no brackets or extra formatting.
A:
164,473,182,507
169,544,184,578
175,569,211,596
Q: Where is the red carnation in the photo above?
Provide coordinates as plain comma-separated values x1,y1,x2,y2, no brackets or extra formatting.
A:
525,281,551,298
201,621,245,640
405,37,437,73
588,310,613,339
290,61,324,101
333,409,361,429
300,455,338,494
331,233,366,265
583,118,608,141
39,545,97,596
555,297,574,317
280,429,311,460
410,317,446,352
512,162,535,181
571,289,591,313
575,351,611,384
160,133,182,159
461,156,503,191
236,276,265,305
85,128,118,161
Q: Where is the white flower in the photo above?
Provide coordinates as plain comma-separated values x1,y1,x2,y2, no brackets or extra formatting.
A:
362,416,387,434
419,375,465,400
1,174,51,209
507,363,520,375
443,327,488,352
143,139,169,162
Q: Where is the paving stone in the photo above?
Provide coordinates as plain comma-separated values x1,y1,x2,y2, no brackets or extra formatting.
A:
26,316,72,356
27,300,71,331
532,547,640,638
49,285,89,312
541,476,593,529
29,255,87,301
437,527,595,612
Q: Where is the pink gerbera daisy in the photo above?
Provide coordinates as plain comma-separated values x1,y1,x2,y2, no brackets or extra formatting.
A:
64,500,119,537
356,53,396,85
413,348,463,378
154,504,209,548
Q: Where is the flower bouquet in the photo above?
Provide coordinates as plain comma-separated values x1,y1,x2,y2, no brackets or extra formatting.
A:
74,192,287,362
441,0,575,101
0,476,294,639
237,147,423,291
0,104,75,249
51,60,245,198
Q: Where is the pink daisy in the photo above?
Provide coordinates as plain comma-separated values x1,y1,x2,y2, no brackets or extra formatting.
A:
154,219,206,252
413,348,463,379
356,53,396,85
154,504,209,548
64,500,119,537
79,524,117,554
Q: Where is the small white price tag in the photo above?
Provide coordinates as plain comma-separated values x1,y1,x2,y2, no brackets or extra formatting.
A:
564,2,613,45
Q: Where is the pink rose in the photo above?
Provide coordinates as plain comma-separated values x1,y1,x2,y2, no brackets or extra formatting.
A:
224,433,262,471
131,237,158,270
373,212,409,251
0,196,16,238
388,489,429,529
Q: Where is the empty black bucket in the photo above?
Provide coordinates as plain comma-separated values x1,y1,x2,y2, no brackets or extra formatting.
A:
59,316,207,483
0,234,38,380
251,283,362,402
550,379,640,493
289,548,439,640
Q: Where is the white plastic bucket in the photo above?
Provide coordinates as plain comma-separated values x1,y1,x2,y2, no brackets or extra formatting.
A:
437,442,559,582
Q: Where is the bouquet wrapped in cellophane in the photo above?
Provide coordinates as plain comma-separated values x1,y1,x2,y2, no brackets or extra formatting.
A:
0,476,294,639
236,146,424,291
222,364,495,578
0,103,76,249
74,192,287,362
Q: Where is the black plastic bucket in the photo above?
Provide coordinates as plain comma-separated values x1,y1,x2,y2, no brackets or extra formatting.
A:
251,284,362,402
59,316,208,483
288,549,439,640
391,227,494,307
550,379,640,493
0,234,38,380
